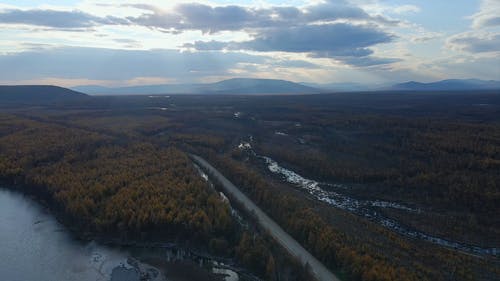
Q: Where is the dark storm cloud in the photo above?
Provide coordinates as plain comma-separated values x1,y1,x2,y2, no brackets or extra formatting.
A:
0,9,127,28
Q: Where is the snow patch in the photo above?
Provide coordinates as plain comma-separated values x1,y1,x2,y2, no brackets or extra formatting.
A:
238,142,252,150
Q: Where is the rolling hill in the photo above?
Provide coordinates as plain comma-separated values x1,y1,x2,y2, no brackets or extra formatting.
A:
0,85,88,105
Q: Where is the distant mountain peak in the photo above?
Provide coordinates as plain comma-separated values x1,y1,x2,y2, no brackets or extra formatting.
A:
392,79,500,91
73,78,321,95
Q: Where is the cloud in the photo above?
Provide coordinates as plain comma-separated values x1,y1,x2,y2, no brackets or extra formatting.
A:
184,40,228,51
0,8,127,28
269,59,319,69
0,46,267,81
0,46,329,85
184,23,396,66
163,1,399,67
331,56,401,67
0,46,322,83
127,3,268,33
237,24,393,55
113,38,142,48
421,55,500,81
471,0,500,28
348,1,420,16
0,1,399,68
392,5,421,14
301,1,372,22
445,0,500,59
410,32,443,43
447,32,500,53
126,1,395,34
0,1,455,83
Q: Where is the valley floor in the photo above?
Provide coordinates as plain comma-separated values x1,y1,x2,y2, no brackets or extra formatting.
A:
1,90,499,280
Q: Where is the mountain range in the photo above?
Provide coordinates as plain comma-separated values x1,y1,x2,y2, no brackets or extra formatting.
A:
72,78,500,95
73,78,321,95
301,82,377,92
390,79,500,91
1,79,498,104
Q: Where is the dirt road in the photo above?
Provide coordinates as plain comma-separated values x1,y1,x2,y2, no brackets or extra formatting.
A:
191,155,340,281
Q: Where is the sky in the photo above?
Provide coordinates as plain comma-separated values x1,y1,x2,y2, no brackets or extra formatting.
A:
0,0,499,87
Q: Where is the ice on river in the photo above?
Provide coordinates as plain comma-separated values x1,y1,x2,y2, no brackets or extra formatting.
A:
260,155,498,256
262,156,417,213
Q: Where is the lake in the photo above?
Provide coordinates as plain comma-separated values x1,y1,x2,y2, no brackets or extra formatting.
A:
0,187,165,281
0,187,244,281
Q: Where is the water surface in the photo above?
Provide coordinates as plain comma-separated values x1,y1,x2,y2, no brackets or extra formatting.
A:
0,188,159,281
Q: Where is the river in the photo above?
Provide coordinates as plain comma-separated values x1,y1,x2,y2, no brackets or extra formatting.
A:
0,188,243,281
237,140,499,257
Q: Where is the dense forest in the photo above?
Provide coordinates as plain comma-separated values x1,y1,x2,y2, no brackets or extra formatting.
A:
252,115,500,245
257,116,500,214
0,115,234,239
1,91,499,281
0,114,312,280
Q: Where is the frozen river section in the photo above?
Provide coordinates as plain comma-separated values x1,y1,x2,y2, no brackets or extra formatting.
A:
238,141,498,257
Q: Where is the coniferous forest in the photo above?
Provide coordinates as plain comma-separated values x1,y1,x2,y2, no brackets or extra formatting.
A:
1,91,499,280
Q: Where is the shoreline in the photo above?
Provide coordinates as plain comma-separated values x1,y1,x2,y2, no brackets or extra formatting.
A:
0,180,256,281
